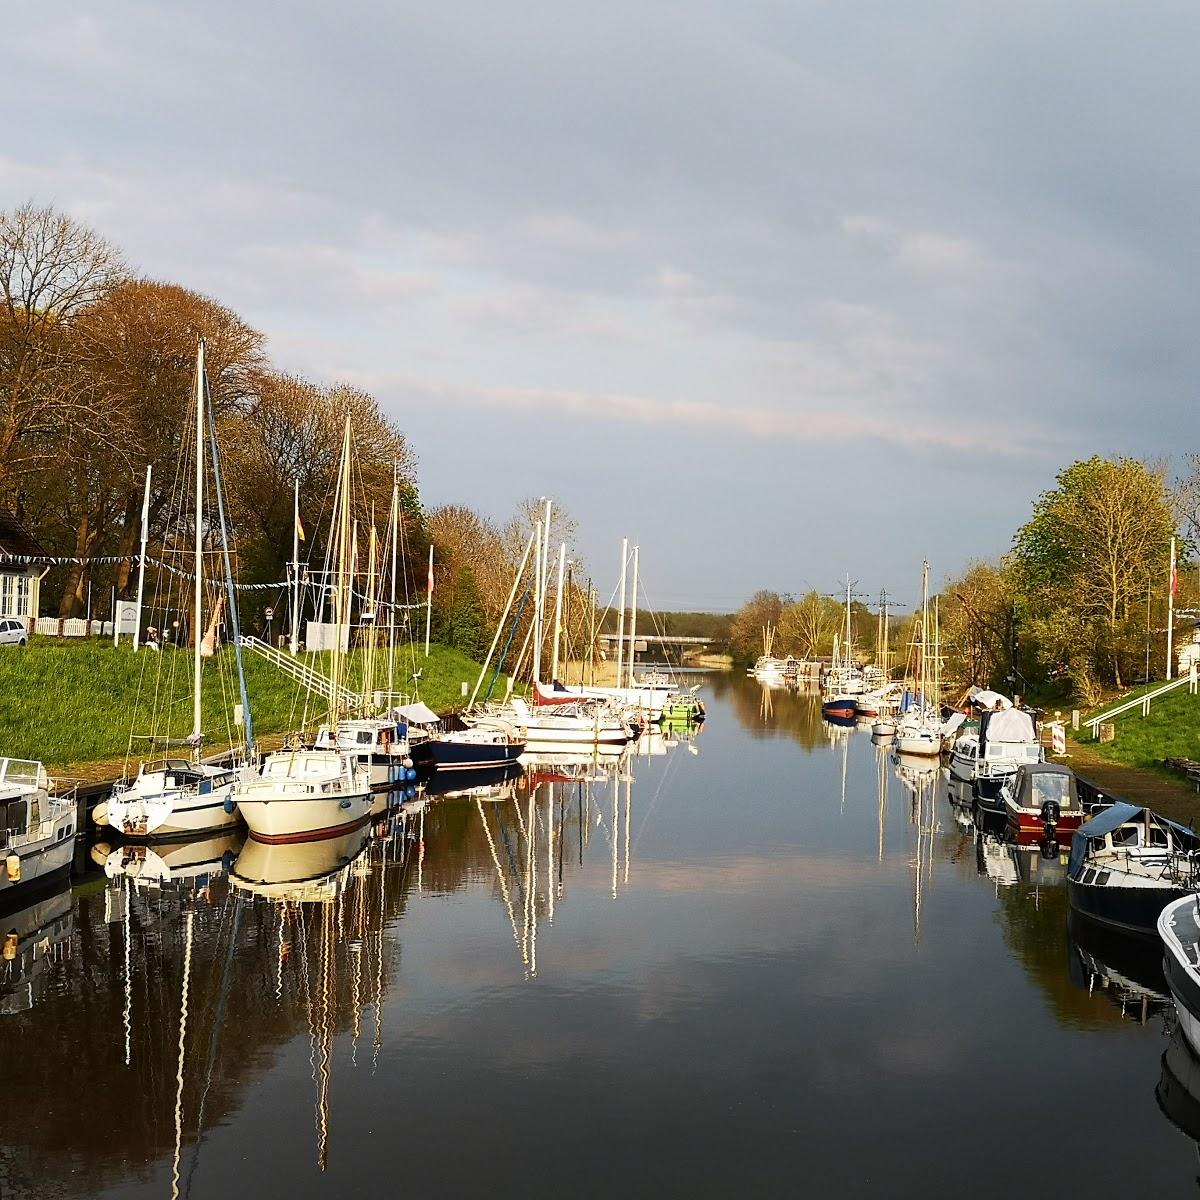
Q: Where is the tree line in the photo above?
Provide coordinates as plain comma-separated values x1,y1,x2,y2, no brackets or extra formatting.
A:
0,202,586,661
728,456,1197,704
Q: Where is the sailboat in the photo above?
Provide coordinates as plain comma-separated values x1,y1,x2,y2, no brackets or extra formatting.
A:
100,341,250,838
235,418,375,843
893,561,942,757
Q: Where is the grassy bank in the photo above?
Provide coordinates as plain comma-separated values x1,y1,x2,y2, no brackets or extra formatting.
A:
1061,685,1200,821
0,639,488,776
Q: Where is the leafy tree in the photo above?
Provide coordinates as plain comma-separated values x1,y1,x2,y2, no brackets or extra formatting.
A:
729,590,786,662
1011,456,1175,692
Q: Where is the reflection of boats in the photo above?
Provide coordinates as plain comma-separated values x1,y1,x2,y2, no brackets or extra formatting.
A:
1011,842,1068,887
976,835,1020,886
0,758,74,895
1068,803,1200,937
101,829,246,889
1156,1028,1200,1174
0,878,72,1015
1068,912,1169,1022
1159,896,1200,1058
230,824,372,902
1001,763,1083,848
422,762,524,800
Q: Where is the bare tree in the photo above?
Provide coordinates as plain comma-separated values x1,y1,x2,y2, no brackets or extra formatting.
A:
0,203,125,489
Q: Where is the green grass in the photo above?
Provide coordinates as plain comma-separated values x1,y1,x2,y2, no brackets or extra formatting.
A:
1068,683,1200,772
0,638,489,772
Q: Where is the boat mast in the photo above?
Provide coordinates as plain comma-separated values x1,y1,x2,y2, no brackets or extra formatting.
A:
290,478,301,655
387,466,398,698
531,519,544,684
627,544,640,688
329,417,353,725
615,539,628,686
204,369,255,757
550,542,566,683
191,340,205,748
919,560,930,706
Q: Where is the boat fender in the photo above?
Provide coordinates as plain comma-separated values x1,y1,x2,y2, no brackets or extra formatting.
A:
221,850,237,872
3,930,16,960
5,854,20,883
92,801,109,827
223,797,236,814
405,768,417,782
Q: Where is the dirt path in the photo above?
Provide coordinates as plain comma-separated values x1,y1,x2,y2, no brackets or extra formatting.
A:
1058,740,1200,824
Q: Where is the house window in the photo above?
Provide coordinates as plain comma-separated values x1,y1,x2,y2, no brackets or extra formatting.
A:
0,573,31,617
0,573,13,615
14,575,29,617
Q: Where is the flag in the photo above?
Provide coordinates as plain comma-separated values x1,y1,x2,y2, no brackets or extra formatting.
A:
427,555,434,595
1172,561,1178,596
295,512,306,542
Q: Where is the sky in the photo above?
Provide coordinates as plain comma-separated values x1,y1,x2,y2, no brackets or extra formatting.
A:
6,1,1198,612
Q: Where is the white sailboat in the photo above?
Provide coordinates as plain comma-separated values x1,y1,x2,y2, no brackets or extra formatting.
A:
235,418,374,843
100,341,248,838
893,561,942,757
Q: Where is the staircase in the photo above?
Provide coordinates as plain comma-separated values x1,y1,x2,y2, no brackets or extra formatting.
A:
240,635,361,710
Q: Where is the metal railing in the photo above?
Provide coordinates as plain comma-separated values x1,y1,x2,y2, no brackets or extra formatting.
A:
239,635,361,710
1085,665,1199,737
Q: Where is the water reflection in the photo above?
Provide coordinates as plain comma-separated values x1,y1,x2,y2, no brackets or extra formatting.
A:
7,676,1200,1196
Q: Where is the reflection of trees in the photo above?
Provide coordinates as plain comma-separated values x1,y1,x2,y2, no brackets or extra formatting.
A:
708,673,829,751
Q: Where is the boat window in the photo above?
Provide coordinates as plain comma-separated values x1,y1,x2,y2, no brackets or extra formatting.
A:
1095,871,1110,885
1030,773,1070,807
1149,827,1170,848
358,731,374,744
1112,826,1140,847
4,800,27,834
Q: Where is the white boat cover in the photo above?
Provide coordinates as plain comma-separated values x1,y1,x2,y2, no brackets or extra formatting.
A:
395,702,441,726
969,688,1013,710
940,712,967,736
987,707,1036,742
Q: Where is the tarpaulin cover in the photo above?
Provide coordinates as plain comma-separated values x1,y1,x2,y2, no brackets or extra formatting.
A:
395,702,441,725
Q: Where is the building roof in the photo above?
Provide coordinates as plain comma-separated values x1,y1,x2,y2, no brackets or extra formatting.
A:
0,511,48,559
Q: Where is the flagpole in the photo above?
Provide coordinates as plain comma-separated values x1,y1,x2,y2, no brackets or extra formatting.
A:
425,542,433,657
290,478,301,654
1168,535,1177,680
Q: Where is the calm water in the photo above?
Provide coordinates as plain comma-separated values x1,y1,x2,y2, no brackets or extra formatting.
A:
6,674,1199,1197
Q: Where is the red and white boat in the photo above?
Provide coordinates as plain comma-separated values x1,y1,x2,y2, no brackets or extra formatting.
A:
1000,762,1083,847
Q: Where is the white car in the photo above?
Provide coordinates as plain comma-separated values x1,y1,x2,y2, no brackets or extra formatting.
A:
0,618,28,646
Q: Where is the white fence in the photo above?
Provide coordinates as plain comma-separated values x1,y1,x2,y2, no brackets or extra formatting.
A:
33,616,115,638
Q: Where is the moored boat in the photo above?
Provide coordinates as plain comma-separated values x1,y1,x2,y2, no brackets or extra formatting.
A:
1068,803,1200,936
1000,762,1083,848
1158,894,1200,1059
410,724,526,771
0,758,74,895
236,748,374,843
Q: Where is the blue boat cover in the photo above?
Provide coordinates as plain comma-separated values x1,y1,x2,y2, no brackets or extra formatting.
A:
1068,802,1198,875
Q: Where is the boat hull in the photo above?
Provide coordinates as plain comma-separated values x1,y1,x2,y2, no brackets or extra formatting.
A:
410,739,526,771
1005,808,1082,847
1068,876,1190,938
894,734,941,757
237,794,374,844
0,830,73,896
105,783,242,839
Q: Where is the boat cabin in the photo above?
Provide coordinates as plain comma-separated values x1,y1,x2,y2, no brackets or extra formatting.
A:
1069,802,1200,882
1005,763,1080,814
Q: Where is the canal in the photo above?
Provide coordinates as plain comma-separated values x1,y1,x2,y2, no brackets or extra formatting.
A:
2,673,1195,1197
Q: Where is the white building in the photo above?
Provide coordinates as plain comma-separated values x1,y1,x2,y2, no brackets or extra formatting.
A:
0,511,48,628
